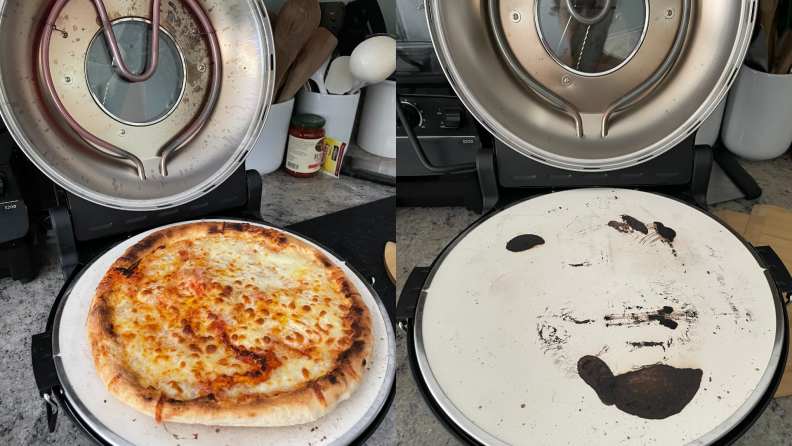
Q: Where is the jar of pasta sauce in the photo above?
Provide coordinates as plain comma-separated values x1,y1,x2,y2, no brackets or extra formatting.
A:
284,114,326,178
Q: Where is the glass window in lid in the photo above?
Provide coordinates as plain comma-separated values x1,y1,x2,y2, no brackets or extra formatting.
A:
535,0,648,76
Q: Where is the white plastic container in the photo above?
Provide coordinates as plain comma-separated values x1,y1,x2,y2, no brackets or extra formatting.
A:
294,90,360,147
245,98,294,175
721,65,792,160
357,80,396,158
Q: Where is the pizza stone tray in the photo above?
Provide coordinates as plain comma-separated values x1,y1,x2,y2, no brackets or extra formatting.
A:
413,189,785,446
51,219,396,446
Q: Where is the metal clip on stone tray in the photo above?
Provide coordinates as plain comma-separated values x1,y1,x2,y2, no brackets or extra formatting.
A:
31,263,86,434
755,246,792,306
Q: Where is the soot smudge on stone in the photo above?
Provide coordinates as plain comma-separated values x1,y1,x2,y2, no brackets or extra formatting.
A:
506,234,545,252
603,306,696,330
621,215,648,234
628,341,665,350
654,222,676,242
578,355,702,420
608,221,631,233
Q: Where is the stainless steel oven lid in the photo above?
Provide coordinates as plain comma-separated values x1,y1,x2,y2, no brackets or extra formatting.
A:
0,0,275,210
426,0,756,171
413,189,784,446
51,219,396,445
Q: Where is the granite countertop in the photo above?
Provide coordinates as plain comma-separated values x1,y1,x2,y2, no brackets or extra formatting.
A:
0,169,395,445
395,152,792,446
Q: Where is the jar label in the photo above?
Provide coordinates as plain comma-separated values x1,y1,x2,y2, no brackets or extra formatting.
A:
285,136,325,174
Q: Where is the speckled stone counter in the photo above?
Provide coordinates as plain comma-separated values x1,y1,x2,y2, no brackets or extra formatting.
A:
395,152,792,446
0,170,394,446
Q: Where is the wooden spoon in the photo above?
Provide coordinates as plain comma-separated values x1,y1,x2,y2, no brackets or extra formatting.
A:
276,27,338,103
273,0,321,91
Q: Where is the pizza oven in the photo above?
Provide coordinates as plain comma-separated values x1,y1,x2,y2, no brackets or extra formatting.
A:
0,0,397,444
395,1,792,445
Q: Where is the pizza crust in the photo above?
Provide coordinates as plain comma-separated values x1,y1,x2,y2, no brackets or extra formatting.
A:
86,221,373,426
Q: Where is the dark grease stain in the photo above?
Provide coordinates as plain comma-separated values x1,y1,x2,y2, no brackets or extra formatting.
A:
654,222,676,242
506,234,545,252
569,261,591,267
578,355,702,420
621,215,648,234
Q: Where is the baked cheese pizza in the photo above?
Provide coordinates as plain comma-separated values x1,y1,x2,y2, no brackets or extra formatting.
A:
86,221,373,426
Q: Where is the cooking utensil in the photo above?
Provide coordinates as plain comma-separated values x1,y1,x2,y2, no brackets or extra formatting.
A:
276,27,337,103
762,0,780,66
746,25,769,72
319,1,345,37
348,36,396,95
385,241,396,284
324,55,354,94
273,0,321,91
774,34,792,73
310,56,332,94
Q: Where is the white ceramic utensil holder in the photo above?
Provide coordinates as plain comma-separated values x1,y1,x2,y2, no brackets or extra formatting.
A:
245,98,294,175
357,80,396,158
721,64,792,160
295,90,361,147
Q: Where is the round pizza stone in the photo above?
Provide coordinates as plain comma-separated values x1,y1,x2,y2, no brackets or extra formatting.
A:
54,220,393,446
416,188,783,446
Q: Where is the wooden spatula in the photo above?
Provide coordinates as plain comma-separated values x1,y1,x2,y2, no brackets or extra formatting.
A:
385,242,396,285
273,0,321,91
276,27,337,103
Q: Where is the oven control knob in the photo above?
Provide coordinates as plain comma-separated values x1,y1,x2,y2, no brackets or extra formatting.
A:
398,101,423,128
442,107,463,130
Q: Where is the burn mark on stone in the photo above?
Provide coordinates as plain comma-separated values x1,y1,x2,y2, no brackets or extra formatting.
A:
648,311,679,330
506,234,545,252
559,309,595,325
608,221,632,233
578,355,702,419
621,215,648,234
604,306,696,330
654,222,676,242
608,218,678,256
628,341,665,351
537,322,568,352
